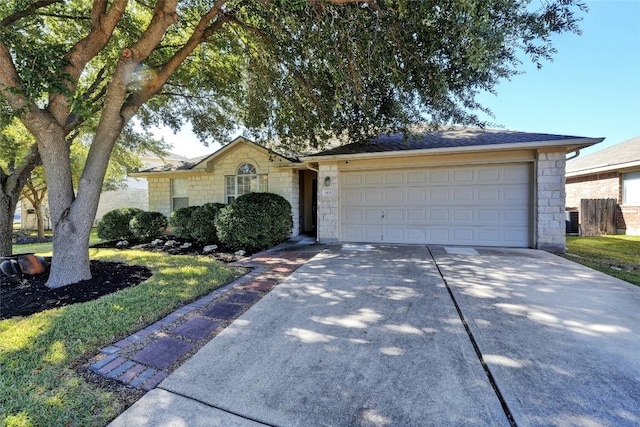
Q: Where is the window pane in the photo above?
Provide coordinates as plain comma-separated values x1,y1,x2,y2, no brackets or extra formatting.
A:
238,176,251,195
623,171,640,205
173,197,189,211
237,164,256,175
171,179,188,197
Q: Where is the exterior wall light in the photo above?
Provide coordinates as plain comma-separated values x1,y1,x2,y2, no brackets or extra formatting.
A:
324,176,331,187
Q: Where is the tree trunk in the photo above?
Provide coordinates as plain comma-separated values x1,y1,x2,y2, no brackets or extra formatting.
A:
35,127,93,288
0,194,16,257
35,205,45,239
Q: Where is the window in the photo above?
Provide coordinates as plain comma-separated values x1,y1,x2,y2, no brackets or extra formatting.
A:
623,171,640,205
225,164,268,203
171,179,189,211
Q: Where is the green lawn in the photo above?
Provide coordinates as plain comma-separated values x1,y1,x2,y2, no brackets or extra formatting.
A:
11,229,102,256
0,249,242,427
564,235,640,286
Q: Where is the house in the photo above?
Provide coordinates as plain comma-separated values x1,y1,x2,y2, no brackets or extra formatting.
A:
565,135,640,235
20,151,187,230
133,129,603,252
93,150,188,222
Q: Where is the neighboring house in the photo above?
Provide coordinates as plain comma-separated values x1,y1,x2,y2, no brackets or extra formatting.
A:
134,129,602,252
566,135,640,235
20,151,187,230
93,151,188,222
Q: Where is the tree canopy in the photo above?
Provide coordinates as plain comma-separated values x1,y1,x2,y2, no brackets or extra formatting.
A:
0,0,586,287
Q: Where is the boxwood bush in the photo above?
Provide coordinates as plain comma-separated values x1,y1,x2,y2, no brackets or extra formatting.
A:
215,193,293,253
130,211,168,240
190,202,226,244
96,207,144,240
169,205,199,239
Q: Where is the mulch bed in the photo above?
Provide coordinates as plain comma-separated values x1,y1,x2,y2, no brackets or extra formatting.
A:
1,258,152,320
1,238,244,320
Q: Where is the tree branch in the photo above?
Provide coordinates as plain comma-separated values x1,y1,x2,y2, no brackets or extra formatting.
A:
121,0,228,117
0,0,63,27
48,0,129,125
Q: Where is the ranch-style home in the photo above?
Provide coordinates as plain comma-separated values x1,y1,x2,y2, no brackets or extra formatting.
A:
566,135,640,235
132,128,603,252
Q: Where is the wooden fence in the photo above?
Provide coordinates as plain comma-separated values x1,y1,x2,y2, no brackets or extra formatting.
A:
580,198,617,236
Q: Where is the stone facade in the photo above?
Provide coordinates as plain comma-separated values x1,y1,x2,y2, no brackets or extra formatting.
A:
536,152,567,252
145,140,304,237
316,163,340,243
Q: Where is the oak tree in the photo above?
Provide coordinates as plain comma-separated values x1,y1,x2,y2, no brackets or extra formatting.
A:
0,0,586,287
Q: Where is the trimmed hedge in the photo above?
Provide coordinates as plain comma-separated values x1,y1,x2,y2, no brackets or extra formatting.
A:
130,211,168,240
189,203,226,244
169,206,199,240
96,207,144,240
215,193,293,253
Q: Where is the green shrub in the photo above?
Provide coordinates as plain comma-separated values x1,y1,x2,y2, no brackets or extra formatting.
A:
215,193,293,253
130,211,168,240
190,203,226,244
169,206,199,239
96,207,144,240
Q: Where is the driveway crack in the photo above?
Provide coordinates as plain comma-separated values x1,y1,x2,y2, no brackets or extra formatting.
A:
427,246,517,427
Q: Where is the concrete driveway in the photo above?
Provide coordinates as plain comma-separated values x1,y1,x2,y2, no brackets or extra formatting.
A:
110,245,640,427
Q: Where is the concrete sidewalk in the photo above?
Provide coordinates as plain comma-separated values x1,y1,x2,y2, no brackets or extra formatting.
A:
109,245,640,427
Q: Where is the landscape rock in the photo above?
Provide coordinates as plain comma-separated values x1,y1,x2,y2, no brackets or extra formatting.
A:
203,245,218,254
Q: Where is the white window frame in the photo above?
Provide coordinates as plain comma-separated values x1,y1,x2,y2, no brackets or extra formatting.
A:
225,164,268,204
622,171,640,205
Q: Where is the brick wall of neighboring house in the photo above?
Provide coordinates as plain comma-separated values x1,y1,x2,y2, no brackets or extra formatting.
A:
565,172,640,235
565,172,619,208
620,206,640,235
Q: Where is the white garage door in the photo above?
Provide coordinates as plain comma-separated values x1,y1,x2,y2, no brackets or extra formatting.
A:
341,164,531,247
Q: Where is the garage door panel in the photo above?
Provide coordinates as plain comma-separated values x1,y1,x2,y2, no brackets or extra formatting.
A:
385,209,405,222
453,169,474,182
407,171,427,184
452,188,474,203
405,189,425,202
429,209,450,221
429,189,450,202
341,164,531,247
385,191,404,203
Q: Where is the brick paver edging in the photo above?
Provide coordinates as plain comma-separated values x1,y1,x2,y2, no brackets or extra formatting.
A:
89,250,316,391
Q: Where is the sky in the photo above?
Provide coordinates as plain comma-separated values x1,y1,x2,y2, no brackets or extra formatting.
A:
164,0,640,159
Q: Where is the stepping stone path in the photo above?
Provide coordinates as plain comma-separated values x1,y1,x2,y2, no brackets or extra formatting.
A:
89,250,316,391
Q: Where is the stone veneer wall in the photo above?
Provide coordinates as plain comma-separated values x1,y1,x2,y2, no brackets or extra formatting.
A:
536,152,567,252
316,163,340,243
147,142,301,237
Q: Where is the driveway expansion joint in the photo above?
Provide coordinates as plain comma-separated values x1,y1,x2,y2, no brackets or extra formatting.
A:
89,248,318,391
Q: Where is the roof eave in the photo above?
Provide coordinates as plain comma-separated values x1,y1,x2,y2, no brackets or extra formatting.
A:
301,137,604,162
566,159,640,177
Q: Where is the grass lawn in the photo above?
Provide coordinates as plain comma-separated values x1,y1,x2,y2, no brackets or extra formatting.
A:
11,229,102,256
0,249,242,427
564,235,640,286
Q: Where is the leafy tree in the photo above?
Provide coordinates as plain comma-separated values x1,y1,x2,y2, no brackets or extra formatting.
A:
0,116,166,256
0,0,586,287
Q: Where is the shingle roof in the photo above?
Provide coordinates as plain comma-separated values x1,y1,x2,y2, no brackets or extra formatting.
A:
308,128,595,157
139,154,209,172
566,135,640,175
